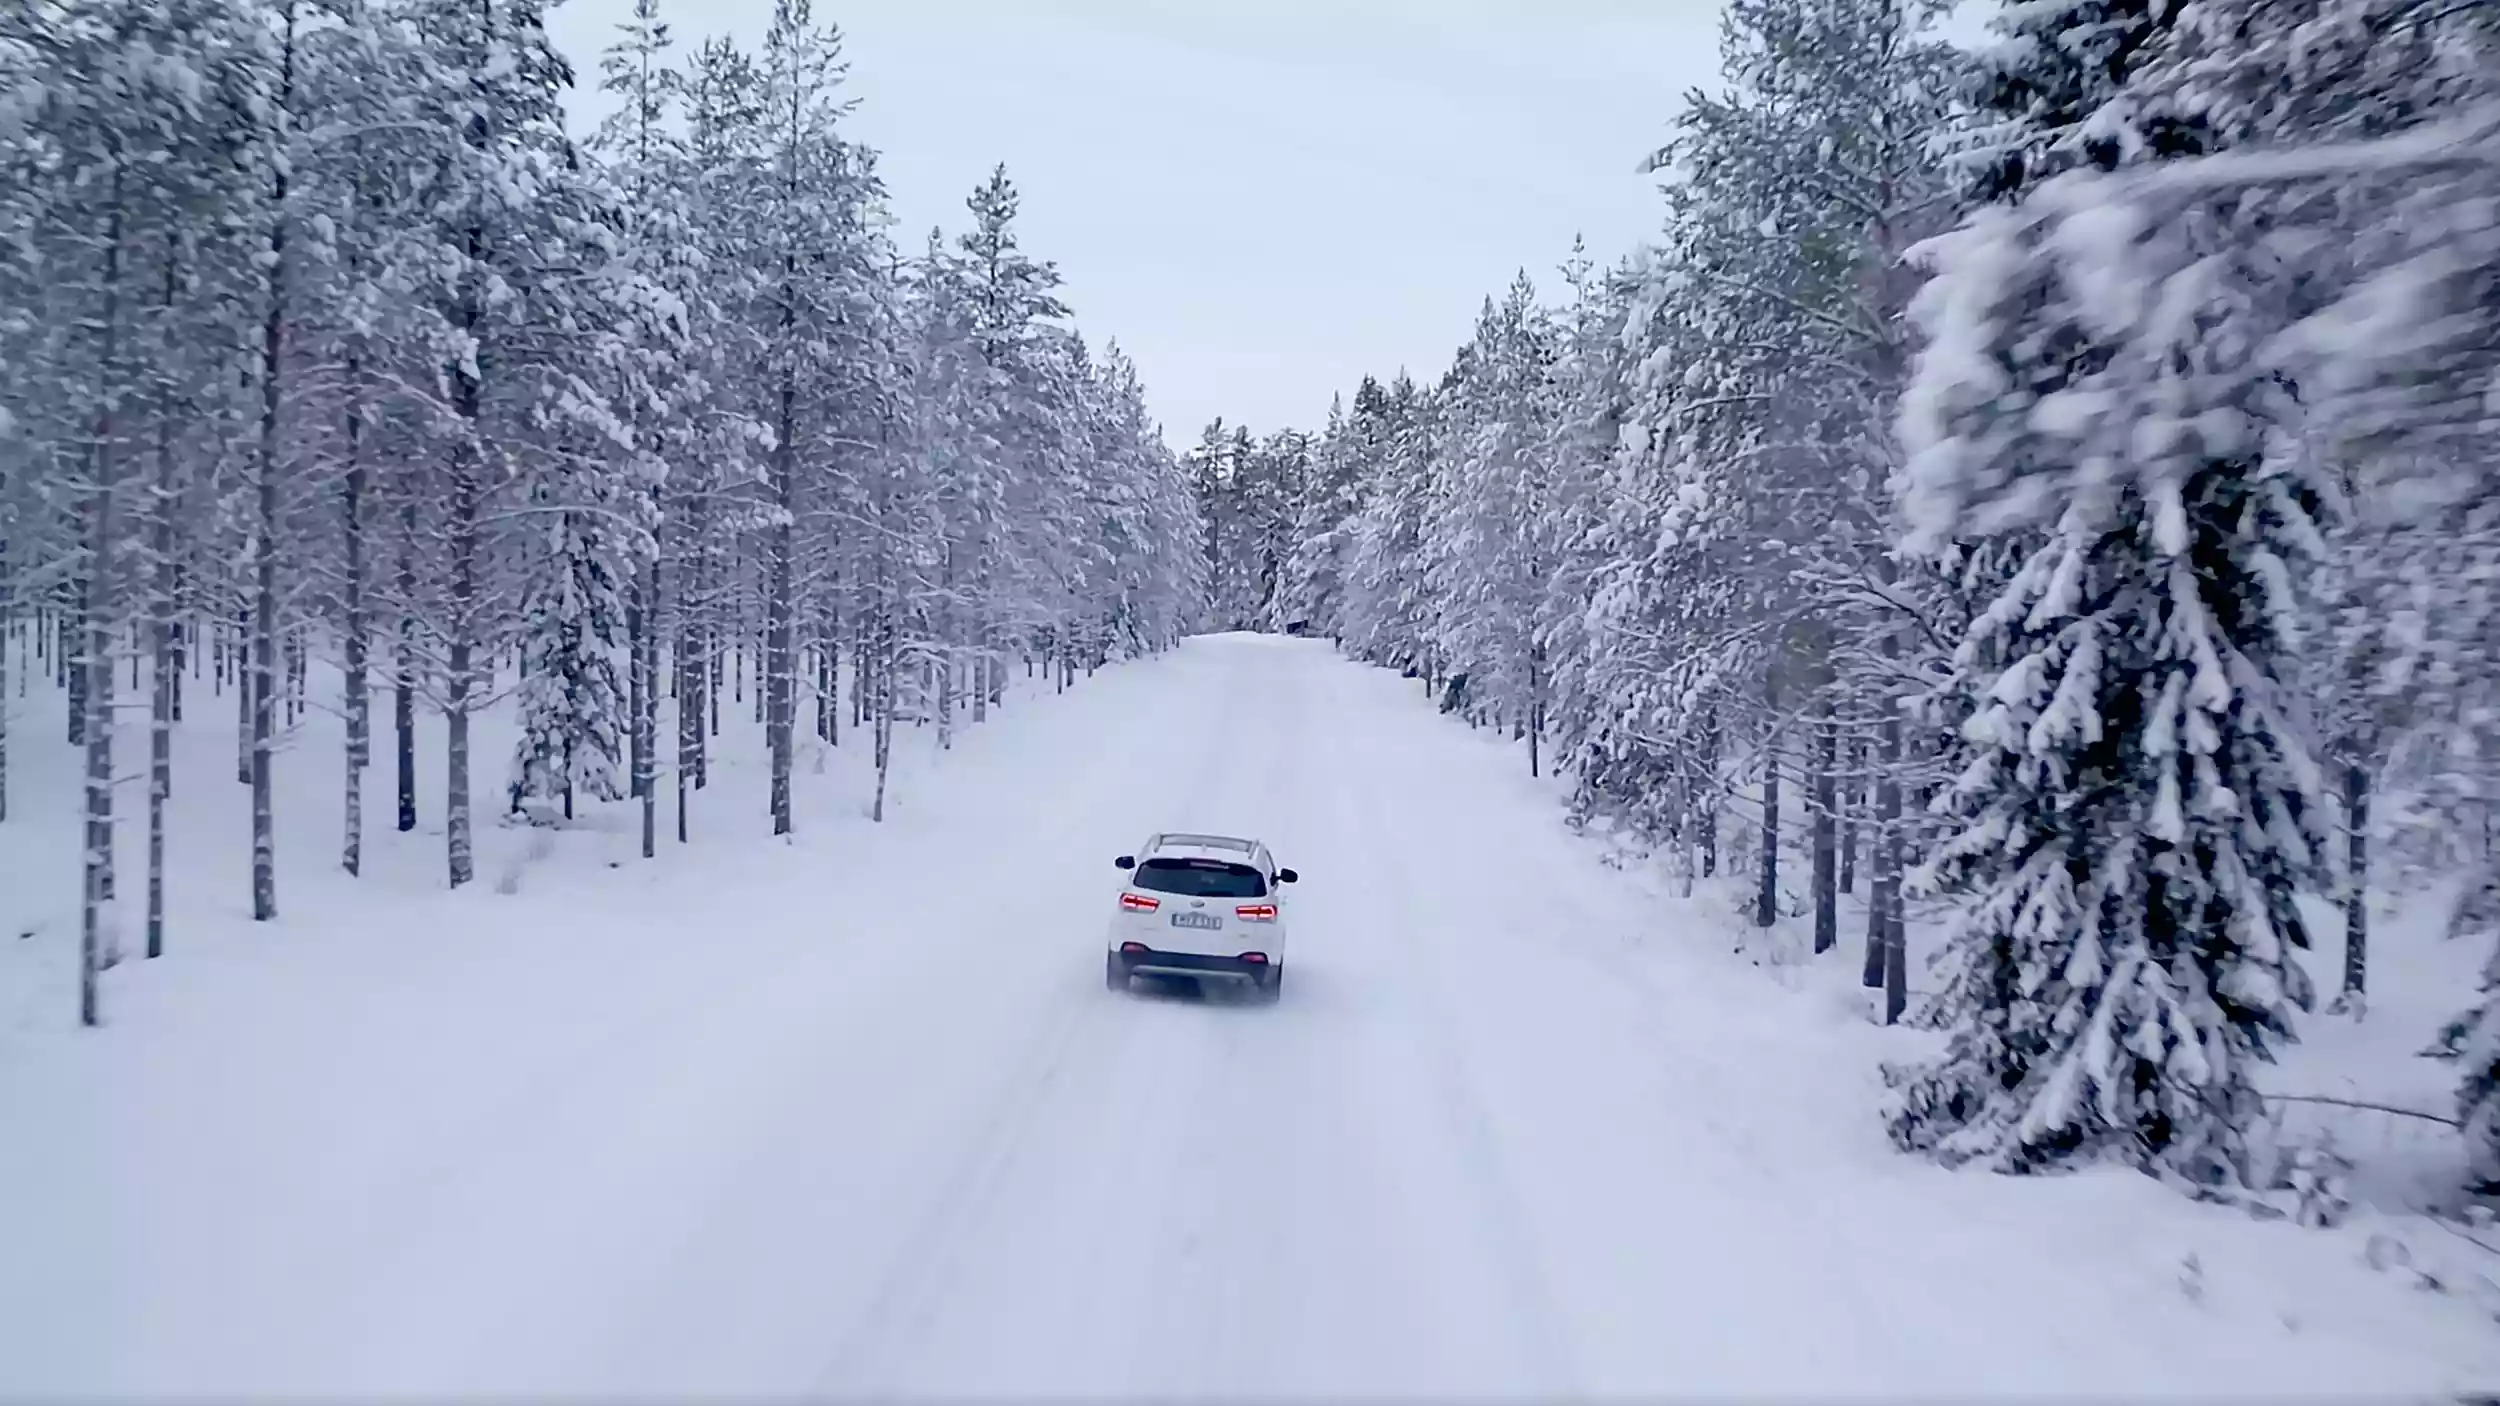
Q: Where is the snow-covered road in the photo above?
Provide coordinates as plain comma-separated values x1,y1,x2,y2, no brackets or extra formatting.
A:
8,633,2497,1397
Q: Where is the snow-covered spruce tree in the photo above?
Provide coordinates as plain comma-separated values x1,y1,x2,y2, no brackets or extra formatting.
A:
507,504,629,820
1959,0,2500,1188
1339,375,1436,675
1881,141,2336,1185
1278,391,1361,638
1425,273,1556,761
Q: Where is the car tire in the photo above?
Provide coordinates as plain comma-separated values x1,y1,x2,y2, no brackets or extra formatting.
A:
1254,966,1283,1004
1106,952,1130,992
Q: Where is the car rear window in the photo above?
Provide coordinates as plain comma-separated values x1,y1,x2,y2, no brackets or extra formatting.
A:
1131,857,1268,899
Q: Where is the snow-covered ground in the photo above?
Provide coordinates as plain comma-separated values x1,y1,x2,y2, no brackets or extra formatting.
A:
3,632,2497,1398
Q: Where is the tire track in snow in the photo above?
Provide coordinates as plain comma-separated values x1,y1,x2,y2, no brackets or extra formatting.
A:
1311,661,1590,1395
1126,649,1309,1397
810,980,1126,1393
809,642,1271,1394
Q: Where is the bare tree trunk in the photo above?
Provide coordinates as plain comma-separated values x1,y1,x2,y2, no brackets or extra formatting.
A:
628,578,645,806
692,499,712,788
872,601,895,823
1527,645,1543,779
936,551,955,751
147,254,178,957
2336,757,2370,1017
637,543,658,860
851,601,867,731
1755,660,1780,929
66,577,85,747
342,368,368,876
1812,695,1837,955
395,492,417,833
1697,709,1719,879
678,502,701,836
446,418,477,889
822,594,839,746
1865,699,1906,1022
248,14,296,922
768,375,795,837
233,596,249,785
1837,731,1856,898
169,578,184,720
970,563,990,724
81,167,128,1026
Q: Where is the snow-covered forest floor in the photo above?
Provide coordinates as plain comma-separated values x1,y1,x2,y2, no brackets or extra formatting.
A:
3,631,2496,1397
1562,782,2486,1222
0,631,1007,1043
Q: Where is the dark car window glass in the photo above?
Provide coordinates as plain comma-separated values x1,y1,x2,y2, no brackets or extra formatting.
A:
1131,857,1268,899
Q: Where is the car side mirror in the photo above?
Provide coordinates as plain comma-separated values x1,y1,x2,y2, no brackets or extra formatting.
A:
1114,855,1135,870
1277,868,1298,884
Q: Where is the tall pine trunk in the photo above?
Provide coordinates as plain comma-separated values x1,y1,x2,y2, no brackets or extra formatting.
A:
146,248,178,959
342,368,368,876
936,548,956,750
2338,757,2370,1015
394,492,417,833
1527,645,1543,779
80,164,128,1025
1864,693,1907,1024
1812,694,1837,955
248,12,296,922
872,601,895,823
767,372,795,837
231,597,248,787
677,497,703,838
1755,658,1780,929
66,575,85,746
636,544,658,860
1837,731,1857,898
1697,708,1719,878
446,419,478,889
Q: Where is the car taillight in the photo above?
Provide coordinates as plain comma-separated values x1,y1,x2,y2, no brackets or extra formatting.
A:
1235,903,1276,921
1120,941,1150,955
1239,952,1269,964
1120,892,1159,913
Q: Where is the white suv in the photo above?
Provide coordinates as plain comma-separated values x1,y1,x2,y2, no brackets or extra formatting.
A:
1105,832,1298,1002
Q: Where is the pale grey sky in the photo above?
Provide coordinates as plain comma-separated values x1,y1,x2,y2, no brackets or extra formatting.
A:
547,1,1993,451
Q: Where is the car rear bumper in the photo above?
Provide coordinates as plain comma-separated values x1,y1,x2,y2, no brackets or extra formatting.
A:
1114,945,1278,982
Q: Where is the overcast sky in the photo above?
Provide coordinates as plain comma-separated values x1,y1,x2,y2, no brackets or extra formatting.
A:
546,0,1993,452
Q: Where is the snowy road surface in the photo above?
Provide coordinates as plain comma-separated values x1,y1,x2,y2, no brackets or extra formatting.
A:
7,634,2497,1397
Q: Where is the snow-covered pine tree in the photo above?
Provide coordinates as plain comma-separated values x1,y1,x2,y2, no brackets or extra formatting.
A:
590,0,688,858
747,0,874,835
20,0,249,1016
1883,22,2333,1184
397,0,604,886
667,33,771,836
954,163,1069,715
1535,243,1637,793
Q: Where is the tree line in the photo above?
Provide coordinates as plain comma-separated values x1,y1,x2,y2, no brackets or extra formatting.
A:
0,0,1208,1026
1192,0,2500,1201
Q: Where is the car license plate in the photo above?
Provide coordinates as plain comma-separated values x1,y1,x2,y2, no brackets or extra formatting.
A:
1170,911,1224,931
